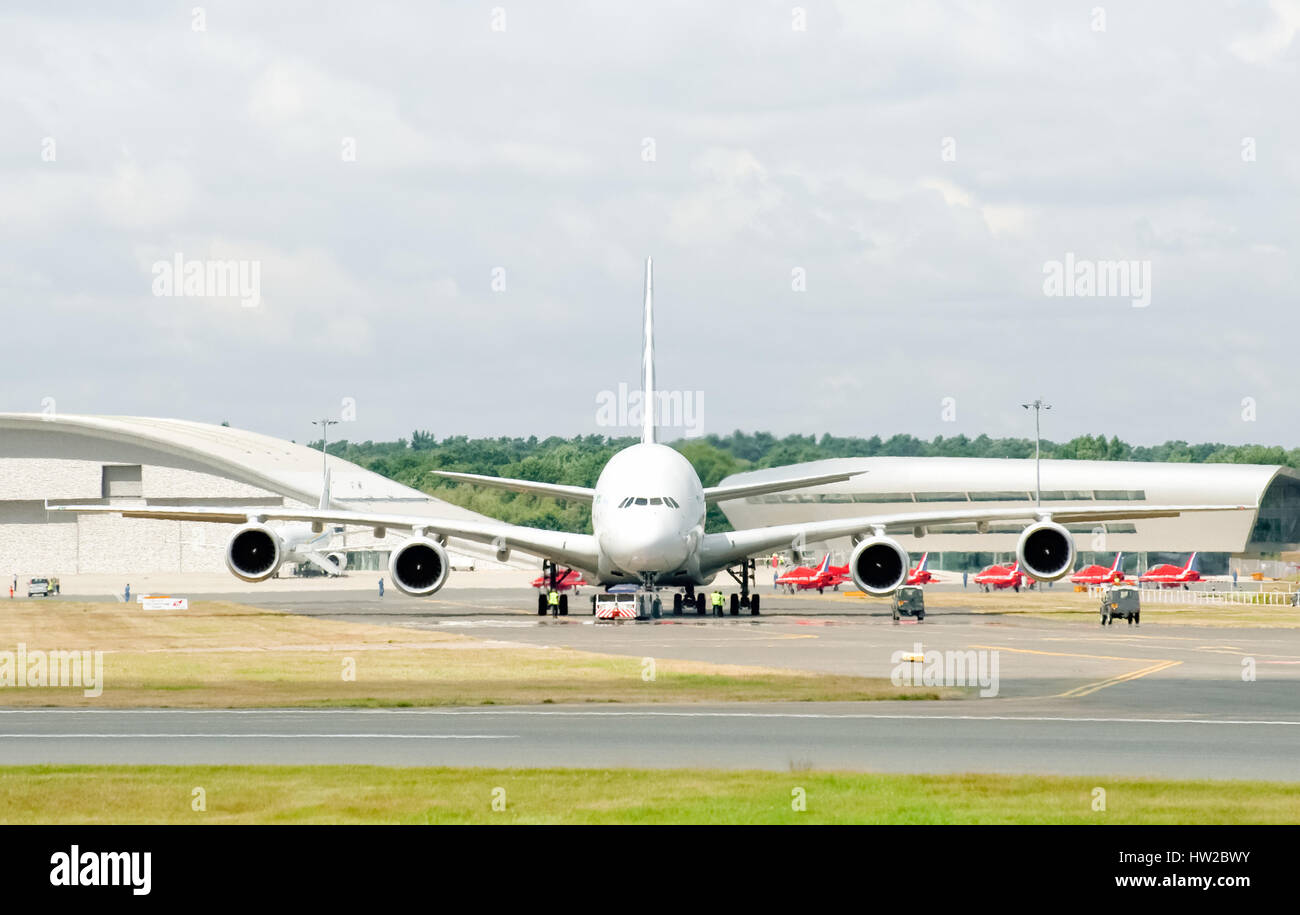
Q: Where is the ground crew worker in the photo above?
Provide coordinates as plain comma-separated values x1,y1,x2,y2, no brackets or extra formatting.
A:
711,588,724,616
547,588,560,615
378,577,385,598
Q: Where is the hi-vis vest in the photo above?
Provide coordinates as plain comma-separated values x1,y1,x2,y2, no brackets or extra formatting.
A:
711,591,724,607
547,590,560,606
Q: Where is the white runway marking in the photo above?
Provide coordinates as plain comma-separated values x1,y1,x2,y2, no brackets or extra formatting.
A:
2,709,1298,726
0,733,516,740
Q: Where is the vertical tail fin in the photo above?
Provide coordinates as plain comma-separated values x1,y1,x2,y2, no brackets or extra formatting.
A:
1185,552,1198,574
319,464,332,510
918,552,928,571
641,256,656,445
1110,551,1123,573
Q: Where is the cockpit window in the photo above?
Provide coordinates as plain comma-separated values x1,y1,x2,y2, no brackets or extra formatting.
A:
621,496,682,507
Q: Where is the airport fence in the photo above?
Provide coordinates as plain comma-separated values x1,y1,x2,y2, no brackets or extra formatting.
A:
1087,584,1299,606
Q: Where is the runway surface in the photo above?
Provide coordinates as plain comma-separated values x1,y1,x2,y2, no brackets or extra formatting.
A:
1,705,1297,778
13,586,1300,778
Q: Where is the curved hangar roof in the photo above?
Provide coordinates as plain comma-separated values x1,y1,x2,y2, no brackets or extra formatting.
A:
716,456,1300,554
0,412,492,525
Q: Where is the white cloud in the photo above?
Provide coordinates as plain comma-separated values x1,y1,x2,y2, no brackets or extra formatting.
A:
0,2,1295,446
1230,0,1300,64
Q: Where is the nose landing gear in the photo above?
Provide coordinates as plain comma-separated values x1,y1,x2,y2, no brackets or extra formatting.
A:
723,558,761,616
634,572,662,620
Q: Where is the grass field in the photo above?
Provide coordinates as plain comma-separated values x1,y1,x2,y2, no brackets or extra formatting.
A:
0,601,953,707
1,765,1296,824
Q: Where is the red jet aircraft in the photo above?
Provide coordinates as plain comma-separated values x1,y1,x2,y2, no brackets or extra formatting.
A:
973,561,1024,591
531,567,587,592
776,555,843,593
1139,553,1201,588
906,552,939,585
1070,552,1126,585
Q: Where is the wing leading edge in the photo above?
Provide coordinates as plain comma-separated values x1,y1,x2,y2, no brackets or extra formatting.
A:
44,501,601,573
700,503,1254,573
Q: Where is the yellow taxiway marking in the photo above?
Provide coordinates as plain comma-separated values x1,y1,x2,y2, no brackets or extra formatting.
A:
1055,660,1183,698
971,644,1183,699
970,644,1169,664
1041,634,1242,646
1041,635,1300,659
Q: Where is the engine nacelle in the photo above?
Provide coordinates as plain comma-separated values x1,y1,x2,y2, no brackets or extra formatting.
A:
849,536,910,596
225,523,284,582
388,537,450,596
1016,520,1076,582
326,552,347,573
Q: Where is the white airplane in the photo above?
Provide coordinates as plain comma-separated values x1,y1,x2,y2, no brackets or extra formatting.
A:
48,258,1252,617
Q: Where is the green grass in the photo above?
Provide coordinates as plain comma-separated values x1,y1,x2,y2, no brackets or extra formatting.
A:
2,766,1297,824
0,600,952,707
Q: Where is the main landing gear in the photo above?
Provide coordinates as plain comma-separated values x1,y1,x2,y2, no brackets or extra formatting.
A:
664,563,764,618
537,560,569,617
725,558,761,616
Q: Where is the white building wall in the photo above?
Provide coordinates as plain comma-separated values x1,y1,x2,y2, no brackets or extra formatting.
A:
144,465,277,500
0,459,102,501
0,504,79,575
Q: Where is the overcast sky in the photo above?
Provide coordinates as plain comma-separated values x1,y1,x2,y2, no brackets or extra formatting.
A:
2,2,1297,448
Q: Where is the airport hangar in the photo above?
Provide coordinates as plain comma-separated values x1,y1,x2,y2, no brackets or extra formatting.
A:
715,456,1300,576
0,413,517,578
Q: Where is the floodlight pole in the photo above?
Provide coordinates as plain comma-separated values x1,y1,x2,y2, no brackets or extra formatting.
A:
312,417,338,476
1021,399,1051,508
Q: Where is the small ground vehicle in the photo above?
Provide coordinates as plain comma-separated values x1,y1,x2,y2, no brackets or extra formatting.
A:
27,577,52,598
594,592,639,619
1100,584,1140,626
892,586,925,621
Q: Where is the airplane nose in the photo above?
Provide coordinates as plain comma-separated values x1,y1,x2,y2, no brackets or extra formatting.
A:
601,520,689,573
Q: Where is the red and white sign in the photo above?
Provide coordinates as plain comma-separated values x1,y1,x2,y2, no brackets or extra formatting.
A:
140,596,189,610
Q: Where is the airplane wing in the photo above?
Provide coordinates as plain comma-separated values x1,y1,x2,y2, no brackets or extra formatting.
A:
430,471,595,502
44,502,600,573
699,503,1252,572
703,470,862,504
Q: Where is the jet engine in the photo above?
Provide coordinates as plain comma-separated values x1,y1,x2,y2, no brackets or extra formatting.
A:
388,537,450,596
1016,520,1076,581
225,523,284,582
326,552,348,573
849,536,910,596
